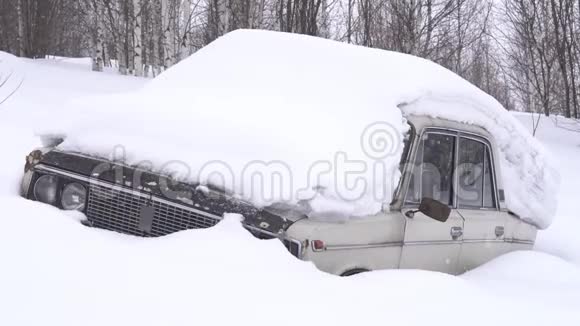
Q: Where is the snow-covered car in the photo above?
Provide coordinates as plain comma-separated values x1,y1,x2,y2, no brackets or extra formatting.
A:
22,115,538,275
19,30,558,276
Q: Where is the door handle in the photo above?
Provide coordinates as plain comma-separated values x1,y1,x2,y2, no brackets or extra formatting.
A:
450,227,463,240
495,226,505,237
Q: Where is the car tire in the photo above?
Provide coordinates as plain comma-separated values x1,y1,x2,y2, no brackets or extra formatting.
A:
340,268,370,277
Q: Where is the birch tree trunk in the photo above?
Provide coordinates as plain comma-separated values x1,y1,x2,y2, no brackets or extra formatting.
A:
152,0,162,76
16,0,25,57
103,45,111,67
114,0,128,75
253,0,265,28
133,0,144,76
93,1,105,72
219,0,230,35
169,4,178,64
319,0,330,38
180,0,192,60
161,0,173,69
346,0,353,43
455,0,464,74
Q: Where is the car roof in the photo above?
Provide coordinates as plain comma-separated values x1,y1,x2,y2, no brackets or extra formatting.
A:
405,114,494,142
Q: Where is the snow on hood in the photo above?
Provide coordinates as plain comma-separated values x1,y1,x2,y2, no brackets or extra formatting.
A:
36,30,558,228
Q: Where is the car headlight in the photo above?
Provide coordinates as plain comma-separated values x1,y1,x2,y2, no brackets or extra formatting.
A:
61,182,87,211
33,175,58,204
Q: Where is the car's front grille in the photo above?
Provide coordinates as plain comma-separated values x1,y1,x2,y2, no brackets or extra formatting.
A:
86,183,221,237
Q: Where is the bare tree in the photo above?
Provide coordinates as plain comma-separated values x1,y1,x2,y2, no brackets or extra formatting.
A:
550,0,573,117
0,0,578,122
93,0,105,71
16,0,26,57
161,0,176,68
504,0,557,116
133,0,144,76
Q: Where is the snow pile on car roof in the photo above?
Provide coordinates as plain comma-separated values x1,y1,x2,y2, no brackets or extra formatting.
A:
38,30,558,228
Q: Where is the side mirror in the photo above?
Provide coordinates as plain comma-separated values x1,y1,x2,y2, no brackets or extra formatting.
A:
405,197,451,222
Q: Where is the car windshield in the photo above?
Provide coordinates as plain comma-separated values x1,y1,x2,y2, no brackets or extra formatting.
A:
391,122,415,204
263,202,309,222
399,122,415,173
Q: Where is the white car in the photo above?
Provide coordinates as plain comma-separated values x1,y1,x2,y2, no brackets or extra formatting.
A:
21,113,537,276
20,30,552,276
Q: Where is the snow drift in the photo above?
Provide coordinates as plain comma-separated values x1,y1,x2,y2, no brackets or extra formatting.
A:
3,46,579,326
1,196,578,326
34,30,558,228
0,52,25,105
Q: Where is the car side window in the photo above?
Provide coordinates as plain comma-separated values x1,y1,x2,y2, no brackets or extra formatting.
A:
457,137,496,208
406,132,455,206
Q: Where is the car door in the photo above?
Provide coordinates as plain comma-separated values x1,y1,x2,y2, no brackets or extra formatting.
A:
399,130,464,274
455,135,508,272
505,215,537,251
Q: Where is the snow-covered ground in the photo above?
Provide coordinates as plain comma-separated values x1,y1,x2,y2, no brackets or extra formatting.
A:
515,113,580,265
0,52,579,325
